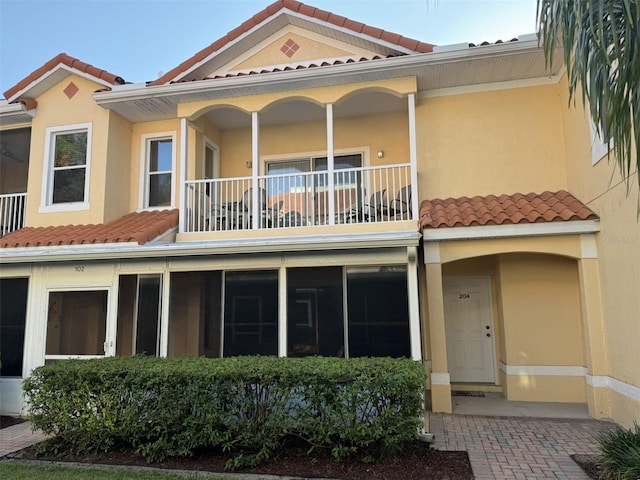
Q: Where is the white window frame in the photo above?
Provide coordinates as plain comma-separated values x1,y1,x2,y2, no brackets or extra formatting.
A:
589,117,610,165
39,123,92,212
139,132,176,209
44,286,112,361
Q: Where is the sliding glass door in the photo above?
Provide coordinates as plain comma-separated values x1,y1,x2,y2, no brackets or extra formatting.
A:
265,154,362,225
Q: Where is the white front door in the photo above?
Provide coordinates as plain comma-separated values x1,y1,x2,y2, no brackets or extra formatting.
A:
443,276,496,383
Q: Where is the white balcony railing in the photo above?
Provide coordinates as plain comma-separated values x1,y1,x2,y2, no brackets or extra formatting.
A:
0,193,26,237
184,164,412,233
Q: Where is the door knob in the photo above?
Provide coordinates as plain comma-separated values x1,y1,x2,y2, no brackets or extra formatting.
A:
485,325,490,329
486,333,491,337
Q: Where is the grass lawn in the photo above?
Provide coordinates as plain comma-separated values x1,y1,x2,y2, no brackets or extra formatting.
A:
0,461,243,479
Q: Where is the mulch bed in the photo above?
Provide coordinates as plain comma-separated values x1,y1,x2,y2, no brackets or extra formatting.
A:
15,439,474,479
0,416,27,429
571,454,604,480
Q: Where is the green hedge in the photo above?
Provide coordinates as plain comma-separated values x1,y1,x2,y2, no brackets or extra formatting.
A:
24,356,426,468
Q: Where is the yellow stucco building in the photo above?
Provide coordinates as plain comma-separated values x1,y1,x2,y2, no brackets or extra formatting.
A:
0,0,638,428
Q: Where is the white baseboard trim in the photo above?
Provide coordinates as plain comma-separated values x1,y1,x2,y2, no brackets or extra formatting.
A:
499,362,587,377
498,362,640,403
586,374,640,402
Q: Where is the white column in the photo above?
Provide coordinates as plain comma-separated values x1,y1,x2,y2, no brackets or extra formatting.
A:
326,104,335,225
179,118,188,233
407,94,419,220
407,246,422,360
159,266,171,358
251,112,260,230
278,265,287,357
105,282,119,357
21,268,46,378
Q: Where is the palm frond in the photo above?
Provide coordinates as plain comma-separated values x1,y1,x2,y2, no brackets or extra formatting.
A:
537,0,639,198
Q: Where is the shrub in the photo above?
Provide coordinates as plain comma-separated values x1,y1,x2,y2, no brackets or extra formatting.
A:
597,421,640,480
24,356,426,468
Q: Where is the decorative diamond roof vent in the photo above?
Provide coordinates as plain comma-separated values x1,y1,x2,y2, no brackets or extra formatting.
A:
63,81,79,99
280,38,300,58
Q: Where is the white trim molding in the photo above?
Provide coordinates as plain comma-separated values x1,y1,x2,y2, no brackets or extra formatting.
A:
580,234,599,259
422,220,600,242
499,362,587,377
586,374,640,403
500,363,640,404
423,242,441,264
431,373,450,385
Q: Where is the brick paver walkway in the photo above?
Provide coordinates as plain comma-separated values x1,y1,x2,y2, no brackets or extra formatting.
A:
1,415,616,479
429,413,615,479
0,421,48,457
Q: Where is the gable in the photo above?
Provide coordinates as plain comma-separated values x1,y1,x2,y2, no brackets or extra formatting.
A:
3,53,124,104
217,27,385,77
151,0,432,86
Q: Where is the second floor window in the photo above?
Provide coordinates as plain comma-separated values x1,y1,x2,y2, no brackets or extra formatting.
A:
42,124,92,209
143,135,174,208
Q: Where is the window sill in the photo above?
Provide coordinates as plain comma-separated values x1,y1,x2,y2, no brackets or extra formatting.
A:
39,202,90,213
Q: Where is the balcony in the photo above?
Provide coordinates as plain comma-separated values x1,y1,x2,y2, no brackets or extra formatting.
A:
0,193,26,237
184,163,413,233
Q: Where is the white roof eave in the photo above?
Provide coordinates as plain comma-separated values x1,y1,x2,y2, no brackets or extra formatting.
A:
0,229,421,264
0,101,35,126
94,38,556,115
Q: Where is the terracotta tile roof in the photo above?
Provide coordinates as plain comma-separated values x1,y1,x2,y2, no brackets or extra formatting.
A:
419,191,598,230
150,0,433,86
203,54,403,80
0,209,178,248
469,38,519,48
3,53,125,101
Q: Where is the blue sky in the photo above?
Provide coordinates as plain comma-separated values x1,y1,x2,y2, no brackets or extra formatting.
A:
0,0,538,96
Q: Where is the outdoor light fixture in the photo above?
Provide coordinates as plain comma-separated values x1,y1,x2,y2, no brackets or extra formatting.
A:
377,149,384,158
245,161,253,168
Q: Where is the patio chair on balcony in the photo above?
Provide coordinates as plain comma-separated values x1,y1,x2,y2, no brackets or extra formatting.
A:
336,189,387,224
384,185,412,220
237,187,274,228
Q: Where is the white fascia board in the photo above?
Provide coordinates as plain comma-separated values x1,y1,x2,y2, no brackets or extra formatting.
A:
0,102,35,125
0,230,421,264
7,64,115,103
93,38,543,105
421,220,600,242
0,101,27,114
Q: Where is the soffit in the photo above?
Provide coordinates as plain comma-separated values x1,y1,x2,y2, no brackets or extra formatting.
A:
95,40,564,124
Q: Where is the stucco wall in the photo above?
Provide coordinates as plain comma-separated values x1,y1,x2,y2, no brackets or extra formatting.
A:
558,75,640,426
25,75,112,227
497,253,586,402
416,85,569,200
